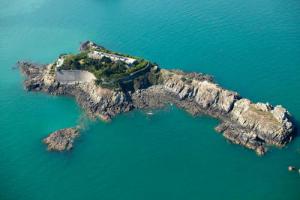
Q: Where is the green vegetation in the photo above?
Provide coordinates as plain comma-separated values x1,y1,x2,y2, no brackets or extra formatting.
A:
58,50,156,90
180,76,193,84
49,64,55,75
181,77,186,82
120,67,162,91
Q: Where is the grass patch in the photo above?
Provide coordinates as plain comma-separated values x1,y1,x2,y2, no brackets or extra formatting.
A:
58,49,155,89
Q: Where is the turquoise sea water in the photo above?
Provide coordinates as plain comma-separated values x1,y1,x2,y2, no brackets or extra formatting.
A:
1,0,300,199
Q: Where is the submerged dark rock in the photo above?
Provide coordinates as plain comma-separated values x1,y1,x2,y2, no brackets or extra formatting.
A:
288,166,297,172
19,41,295,155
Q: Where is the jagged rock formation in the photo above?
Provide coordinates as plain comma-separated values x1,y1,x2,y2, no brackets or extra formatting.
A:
131,70,293,155
18,41,295,154
43,127,80,151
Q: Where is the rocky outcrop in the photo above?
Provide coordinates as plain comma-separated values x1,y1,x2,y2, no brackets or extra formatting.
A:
19,61,133,120
43,127,80,151
18,42,295,155
158,69,293,155
79,41,103,52
130,69,294,155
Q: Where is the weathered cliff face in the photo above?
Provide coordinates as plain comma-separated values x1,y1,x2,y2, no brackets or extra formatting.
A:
155,70,294,155
19,62,55,91
18,42,295,155
75,82,132,120
130,69,294,155
19,61,133,121
161,69,240,115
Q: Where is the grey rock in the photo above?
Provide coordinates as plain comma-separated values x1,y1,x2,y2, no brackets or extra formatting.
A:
43,127,80,151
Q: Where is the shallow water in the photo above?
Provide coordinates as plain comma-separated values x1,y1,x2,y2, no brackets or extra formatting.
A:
0,0,300,199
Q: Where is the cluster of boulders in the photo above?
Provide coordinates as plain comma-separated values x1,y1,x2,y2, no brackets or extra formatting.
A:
43,127,80,151
18,41,295,154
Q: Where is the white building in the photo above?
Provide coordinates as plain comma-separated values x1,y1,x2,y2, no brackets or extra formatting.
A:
56,57,65,68
88,51,136,65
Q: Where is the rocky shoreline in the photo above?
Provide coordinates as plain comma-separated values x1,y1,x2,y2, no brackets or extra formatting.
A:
18,41,295,155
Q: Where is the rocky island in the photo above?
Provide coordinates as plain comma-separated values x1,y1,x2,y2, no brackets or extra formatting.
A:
43,127,80,151
19,41,295,155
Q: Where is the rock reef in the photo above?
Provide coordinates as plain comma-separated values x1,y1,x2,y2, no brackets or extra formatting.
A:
43,127,80,151
18,41,295,154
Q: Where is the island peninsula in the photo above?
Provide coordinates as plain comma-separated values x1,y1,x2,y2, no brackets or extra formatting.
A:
19,41,295,155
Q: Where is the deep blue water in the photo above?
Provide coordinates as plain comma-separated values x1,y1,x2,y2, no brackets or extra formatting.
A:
0,0,300,199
